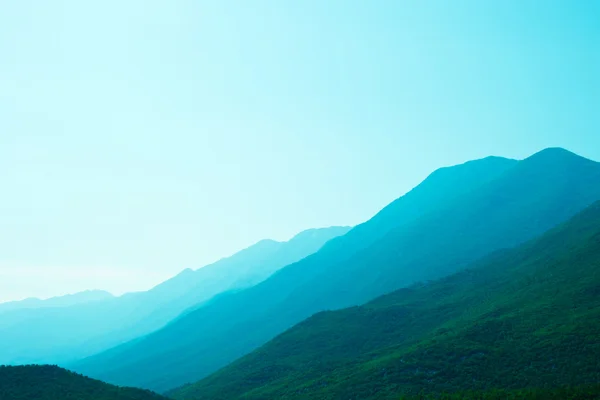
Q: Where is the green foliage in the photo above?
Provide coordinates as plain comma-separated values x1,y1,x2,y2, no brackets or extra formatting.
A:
170,200,600,399
400,385,600,399
0,365,166,400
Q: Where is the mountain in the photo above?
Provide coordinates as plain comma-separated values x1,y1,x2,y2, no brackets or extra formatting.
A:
128,226,352,329
74,153,546,390
76,149,600,393
0,290,114,315
0,365,166,400
172,200,600,399
0,226,349,365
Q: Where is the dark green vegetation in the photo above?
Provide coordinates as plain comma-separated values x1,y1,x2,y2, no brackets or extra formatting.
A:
0,226,348,366
400,385,600,399
171,200,600,399
0,365,166,400
75,148,600,392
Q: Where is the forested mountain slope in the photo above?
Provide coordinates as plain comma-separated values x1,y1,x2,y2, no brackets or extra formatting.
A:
173,200,600,399
0,365,166,400
78,149,600,392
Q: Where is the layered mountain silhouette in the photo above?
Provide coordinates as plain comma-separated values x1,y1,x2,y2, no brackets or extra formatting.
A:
0,290,114,315
0,365,166,400
172,199,600,399
74,148,600,392
0,226,349,365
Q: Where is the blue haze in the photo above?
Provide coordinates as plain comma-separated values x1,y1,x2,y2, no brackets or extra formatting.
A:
0,0,598,301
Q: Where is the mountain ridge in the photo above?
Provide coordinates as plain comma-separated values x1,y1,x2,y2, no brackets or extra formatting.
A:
0,290,114,314
0,226,349,366
75,148,600,392
76,152,560,391
172,199,600,399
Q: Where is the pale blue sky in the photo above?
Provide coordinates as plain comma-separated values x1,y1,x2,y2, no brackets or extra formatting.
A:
1,0,599,301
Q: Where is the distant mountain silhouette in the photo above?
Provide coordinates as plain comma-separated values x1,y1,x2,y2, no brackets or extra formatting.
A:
0,290,114,315
172,199,600,399
0,365,166,400
93,226,351,342
0,226,349,365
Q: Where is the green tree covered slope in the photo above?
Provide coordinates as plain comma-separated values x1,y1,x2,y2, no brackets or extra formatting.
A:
0,365,166,400
76,149,600,392
172,200,600,399
76,149,600,391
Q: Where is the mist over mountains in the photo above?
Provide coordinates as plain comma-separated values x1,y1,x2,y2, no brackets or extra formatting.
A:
2,0,598,397
0,226,349,365
3,148,600,400
0,291,114,315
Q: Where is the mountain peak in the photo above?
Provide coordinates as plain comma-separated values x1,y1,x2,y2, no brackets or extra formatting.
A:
526,147,592,163
256,238,279,245
289,226,352,242
177,268,195,276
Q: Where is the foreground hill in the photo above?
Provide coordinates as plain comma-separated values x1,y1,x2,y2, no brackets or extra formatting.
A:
0,226,348,365
0,365,165,400
172,200,600,399
77,149,600,392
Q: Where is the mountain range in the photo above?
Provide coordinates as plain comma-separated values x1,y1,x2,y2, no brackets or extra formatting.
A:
2,147,600,399
0,290,114,315
0,226,349,365
171,199,600,399
73,148,600,393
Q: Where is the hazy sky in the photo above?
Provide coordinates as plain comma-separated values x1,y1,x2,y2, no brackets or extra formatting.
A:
1,0,599,302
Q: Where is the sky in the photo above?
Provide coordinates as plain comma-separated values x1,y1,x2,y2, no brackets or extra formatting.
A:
1,0,599,302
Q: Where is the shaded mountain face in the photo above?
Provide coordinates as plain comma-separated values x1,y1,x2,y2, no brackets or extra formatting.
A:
0,226,349,365
0,365,166,400
173,200,600,400
0,290,114,315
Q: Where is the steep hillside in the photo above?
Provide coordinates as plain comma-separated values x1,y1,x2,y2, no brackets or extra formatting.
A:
0,226,348,365
77,149,600,392
79,153,582,391
0,365,166,400
172,200,600,399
